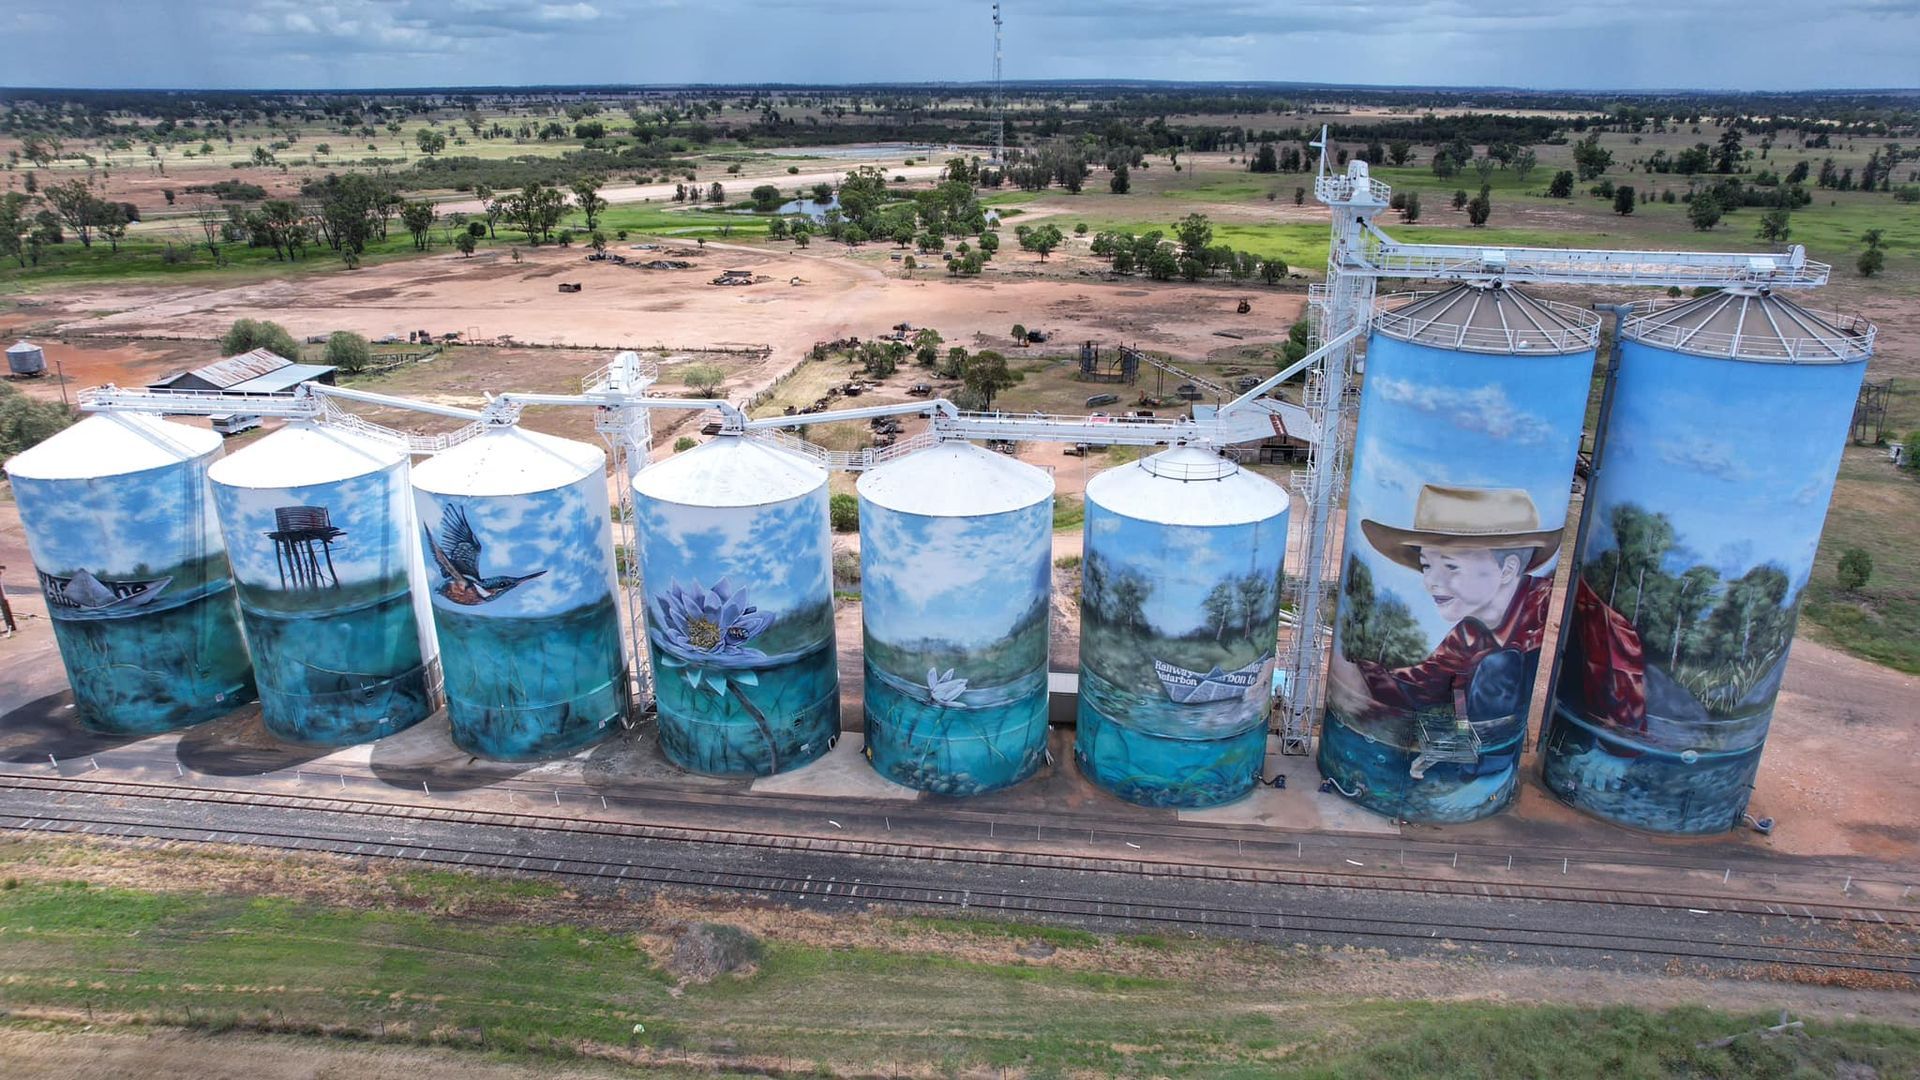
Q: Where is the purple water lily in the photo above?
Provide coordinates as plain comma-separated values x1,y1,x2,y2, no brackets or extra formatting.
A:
655,577,773,664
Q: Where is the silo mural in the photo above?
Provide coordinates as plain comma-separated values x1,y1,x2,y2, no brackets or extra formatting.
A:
858,442,1053,795
210,424,435,747
1542,291,1873,834
1320,285,1598,823
5,413,254,733
412,426,629,760
632,435,840,776
1075,446,1289,808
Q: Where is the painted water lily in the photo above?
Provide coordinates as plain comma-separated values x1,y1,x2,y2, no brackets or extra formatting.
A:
926,667,969,706
656,577,772,662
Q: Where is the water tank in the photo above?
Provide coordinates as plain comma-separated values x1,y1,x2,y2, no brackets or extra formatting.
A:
411,426,629,760
4,413,255,732
1320,284,1599,823
1542,289,1874,835
857,441,1054,794
1075,445,1289,807
208,422,436,747
631,434,840,776
7,340,46,377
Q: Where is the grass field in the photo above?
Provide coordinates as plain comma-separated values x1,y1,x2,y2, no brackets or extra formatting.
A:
3,839,1918,1078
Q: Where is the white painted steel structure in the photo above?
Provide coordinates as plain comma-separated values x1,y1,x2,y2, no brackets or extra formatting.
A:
72,145,1832,743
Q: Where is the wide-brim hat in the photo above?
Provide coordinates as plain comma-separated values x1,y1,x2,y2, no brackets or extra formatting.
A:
1360,484,1563,573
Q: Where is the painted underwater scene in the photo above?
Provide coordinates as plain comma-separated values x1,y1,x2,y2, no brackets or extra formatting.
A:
239,583,431,746
11,460,255,734
415,477,628,760
1074,501,1285,807
436,597,628,760
860,498,1052,795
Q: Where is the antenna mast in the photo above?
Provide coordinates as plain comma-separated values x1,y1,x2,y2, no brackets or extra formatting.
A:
992,3,1005,165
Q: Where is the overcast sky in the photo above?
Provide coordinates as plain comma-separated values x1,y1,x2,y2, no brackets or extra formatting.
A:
4,1,1916,92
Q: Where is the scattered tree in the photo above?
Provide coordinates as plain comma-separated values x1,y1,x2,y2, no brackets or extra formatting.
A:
221,318,301,360
1546,170,1575,198
961,349,1020,409
324,331,373,375
1613,185,1637,215
415,128,447,156
400,199,437,250
1688,192,1723,231
570,175,608,230
680,362,725,397
1756,207,1792,243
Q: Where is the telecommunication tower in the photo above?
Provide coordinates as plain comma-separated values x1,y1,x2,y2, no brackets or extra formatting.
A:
991,3,1006,165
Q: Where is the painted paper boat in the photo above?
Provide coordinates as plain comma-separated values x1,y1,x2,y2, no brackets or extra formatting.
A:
1153,653,1269,705
39,569,173,614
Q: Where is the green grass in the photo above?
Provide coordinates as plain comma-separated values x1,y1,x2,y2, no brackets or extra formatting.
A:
3,872,1920,1076
1800,450,1920,673
1052,493,1085,532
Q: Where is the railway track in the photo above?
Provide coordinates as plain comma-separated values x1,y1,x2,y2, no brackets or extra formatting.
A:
2,772,1912,929
3,777,1917,979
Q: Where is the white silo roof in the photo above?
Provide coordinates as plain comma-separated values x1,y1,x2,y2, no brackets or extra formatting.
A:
1086,445,1290,527
208,420,407,490
413,424,604,497
857,440,1052,516
7,340,41,355
633,433,824,508
4,411,221,482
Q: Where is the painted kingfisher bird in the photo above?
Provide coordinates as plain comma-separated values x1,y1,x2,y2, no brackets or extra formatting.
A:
423,503,547,606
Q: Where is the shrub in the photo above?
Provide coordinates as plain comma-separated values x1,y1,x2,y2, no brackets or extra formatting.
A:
829,493,859,532
0,382,76,461
673,436,697,452
1837,548,1873,591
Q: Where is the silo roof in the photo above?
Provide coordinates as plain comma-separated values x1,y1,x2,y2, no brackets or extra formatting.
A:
1086,445,1290,527
413,424,604,497
1622,288,1874,362
208,420,407,490
1373,284,1600,355
7,340,40,354
857,440,1052,516
633,433,824,508
4,412,221,481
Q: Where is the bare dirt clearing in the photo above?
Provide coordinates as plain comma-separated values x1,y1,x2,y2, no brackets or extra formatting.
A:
31,241,1303,371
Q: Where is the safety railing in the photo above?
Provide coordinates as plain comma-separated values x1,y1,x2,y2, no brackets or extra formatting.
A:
1620,299,1875,362
1371,291,1603,354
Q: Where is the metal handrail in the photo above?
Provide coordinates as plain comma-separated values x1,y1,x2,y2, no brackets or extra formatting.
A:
1363,242,1831,288
1371,291,1602,354
1620,300,1875,362
1315,173,1391,206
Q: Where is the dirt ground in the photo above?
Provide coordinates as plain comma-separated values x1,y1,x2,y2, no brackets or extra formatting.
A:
5,238,1301,377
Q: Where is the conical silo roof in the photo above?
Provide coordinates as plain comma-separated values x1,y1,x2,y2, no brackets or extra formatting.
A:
1622,288,1874,362
1373,283,1599,355
4,412,221,481
633,433,824,508
1086,445,1289,527
413,425,603,498
857,440,1052,516
207,420,407,489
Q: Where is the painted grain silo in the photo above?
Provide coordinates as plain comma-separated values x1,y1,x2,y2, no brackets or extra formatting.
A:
411,425,628,760
631,434,839,776
7,340,45,377
209,422,436,747
4,412,254,733
1319,284,1599,823
1074,445,1288,808
857,441,1053,795
1542,289,1874,835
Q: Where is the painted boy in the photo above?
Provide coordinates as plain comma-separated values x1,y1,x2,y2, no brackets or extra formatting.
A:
1332,484,1563,745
